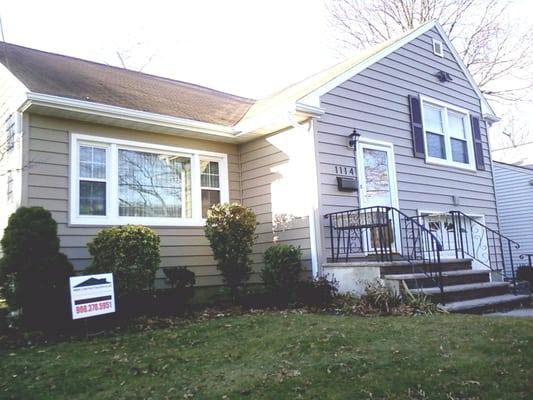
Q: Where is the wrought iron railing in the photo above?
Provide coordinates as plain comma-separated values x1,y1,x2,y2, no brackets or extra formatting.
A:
519,253,533,267
324,206,444,294
448,210,520,285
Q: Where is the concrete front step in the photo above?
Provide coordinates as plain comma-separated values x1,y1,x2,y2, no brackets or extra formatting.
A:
384,269,490,289
442,294,531,314
412,282,510,303
379,258,472,276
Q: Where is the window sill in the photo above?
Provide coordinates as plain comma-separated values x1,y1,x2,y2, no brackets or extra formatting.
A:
424,157,476,172
69,216,207,227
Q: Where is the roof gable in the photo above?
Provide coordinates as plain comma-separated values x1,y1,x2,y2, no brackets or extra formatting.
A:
240,20,496,124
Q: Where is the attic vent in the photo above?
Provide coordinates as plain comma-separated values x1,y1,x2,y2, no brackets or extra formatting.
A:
432,39,444,57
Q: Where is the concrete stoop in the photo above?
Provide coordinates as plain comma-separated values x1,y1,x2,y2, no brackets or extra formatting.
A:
382,259,531,314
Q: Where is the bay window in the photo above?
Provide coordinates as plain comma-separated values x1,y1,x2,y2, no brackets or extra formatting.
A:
421,96,475,169
70,134,228,225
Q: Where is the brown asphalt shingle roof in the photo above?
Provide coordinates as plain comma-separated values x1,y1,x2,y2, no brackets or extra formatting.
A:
0,42,254,126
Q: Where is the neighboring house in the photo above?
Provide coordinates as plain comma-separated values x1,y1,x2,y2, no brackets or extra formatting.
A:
0,20,528,311
493,161,533,266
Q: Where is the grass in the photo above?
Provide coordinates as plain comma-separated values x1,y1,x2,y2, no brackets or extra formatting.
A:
1,312,532,399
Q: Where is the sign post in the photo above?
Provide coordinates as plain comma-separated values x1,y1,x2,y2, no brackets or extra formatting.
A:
69,273,116,320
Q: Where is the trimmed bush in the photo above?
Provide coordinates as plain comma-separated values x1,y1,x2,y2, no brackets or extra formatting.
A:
157,267,196,316
0,207,73,331
297,275,339,308
204,203,257,300
261,244,302,304
86,225,160,296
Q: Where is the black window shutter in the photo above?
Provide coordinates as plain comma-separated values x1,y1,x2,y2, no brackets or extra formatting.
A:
408,95,425,158
470,115,485,171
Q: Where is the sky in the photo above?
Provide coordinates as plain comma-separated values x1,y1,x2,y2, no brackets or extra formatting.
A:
2,0,533,162
0,0,339,99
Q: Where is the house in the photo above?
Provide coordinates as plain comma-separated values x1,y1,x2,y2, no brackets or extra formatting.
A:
0,20,529,312
493,161,533,267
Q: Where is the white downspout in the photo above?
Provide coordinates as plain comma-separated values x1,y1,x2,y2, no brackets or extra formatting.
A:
288,112,322,277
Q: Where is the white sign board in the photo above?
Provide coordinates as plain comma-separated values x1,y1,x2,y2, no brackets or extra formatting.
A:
69,273,115,320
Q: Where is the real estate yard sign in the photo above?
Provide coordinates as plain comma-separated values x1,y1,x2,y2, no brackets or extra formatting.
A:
69,273,115,320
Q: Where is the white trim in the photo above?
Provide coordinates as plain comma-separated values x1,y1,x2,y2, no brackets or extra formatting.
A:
24,92,237,137
287,113,321,276
298,20,496,119
356,139,400,210
419,94,476,171
432,39,444,57
69,133,229,226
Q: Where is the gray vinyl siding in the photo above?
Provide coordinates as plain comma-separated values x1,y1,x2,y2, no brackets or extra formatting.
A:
317,27,500,262
493,162,533,262
239,127,313,277
26,114,241,287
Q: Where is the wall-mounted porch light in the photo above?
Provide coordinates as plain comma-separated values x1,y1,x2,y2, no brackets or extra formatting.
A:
348,129,361,150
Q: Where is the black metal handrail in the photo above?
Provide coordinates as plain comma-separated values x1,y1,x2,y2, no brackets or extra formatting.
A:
449,210,520,285
519,254,533,267
324,206,444,296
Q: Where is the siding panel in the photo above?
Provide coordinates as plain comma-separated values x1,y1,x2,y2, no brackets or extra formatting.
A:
494,162,533,265
316,27,500,263
27,115,241,288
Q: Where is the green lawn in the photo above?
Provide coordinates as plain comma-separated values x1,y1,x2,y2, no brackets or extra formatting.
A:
1,313,532,400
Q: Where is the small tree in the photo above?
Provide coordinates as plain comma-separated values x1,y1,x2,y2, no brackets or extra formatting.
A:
86,225,160,296
204,203,257,300
0,207,73,331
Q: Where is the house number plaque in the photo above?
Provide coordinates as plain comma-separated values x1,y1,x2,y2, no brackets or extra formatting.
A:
334,165,356,176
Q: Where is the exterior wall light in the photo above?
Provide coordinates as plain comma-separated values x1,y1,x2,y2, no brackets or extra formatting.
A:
348,129,361,150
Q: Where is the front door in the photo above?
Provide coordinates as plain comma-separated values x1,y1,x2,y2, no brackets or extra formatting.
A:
356,141,399,252
357,141,399,210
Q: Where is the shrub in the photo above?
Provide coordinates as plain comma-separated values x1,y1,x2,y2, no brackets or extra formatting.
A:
297,274,339,308
163,266,195,289
204,203,257,300
0,207,73,331
86,225,160,296
261,245,302,303
361,281,402,314
157,267,196,316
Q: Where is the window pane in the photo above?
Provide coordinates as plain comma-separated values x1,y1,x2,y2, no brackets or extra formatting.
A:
118,149,192,218
423,104,444,134
200,160,220,188
427,132,446,159
202,189,221,218
363,148,391,206
451,138,469,163
79,146,106,179
79,181,106,215
448,111,466,139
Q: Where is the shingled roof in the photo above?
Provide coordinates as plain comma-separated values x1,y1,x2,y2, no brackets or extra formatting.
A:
0,42,254,126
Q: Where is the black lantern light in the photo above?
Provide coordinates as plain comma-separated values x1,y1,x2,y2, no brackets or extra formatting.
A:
348,129,361,150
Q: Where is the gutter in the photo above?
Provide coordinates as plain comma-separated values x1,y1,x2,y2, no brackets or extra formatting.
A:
20,92,238,138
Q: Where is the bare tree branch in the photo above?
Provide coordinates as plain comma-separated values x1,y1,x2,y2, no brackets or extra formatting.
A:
326,0,533,102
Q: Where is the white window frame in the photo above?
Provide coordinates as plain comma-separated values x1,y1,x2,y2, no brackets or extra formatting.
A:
199,157,223,218
432,39,444,57
69,133,229,226
420,95,476,171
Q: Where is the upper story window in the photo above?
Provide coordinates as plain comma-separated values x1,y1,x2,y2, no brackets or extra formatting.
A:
70,134,229,226
421,96,475,170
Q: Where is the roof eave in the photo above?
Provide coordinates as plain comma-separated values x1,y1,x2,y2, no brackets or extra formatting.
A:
21,92,238,138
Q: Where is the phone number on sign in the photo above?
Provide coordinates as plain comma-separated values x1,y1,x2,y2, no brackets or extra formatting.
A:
75,301,113,314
